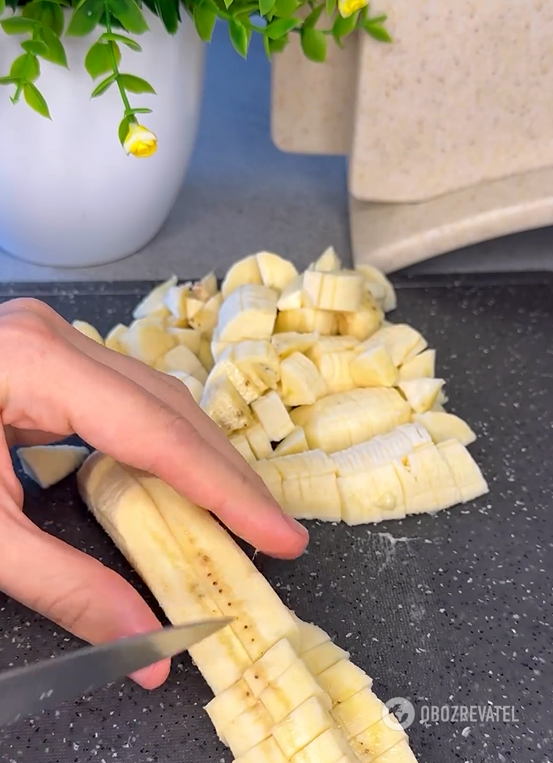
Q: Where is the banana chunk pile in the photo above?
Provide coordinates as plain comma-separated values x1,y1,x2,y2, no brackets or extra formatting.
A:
78,453,419,763
72,247,488,525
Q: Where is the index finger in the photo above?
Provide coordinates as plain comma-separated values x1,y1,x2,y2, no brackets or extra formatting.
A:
29,339,308,558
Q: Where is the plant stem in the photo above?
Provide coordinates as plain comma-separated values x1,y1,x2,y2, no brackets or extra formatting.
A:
104,3,134,120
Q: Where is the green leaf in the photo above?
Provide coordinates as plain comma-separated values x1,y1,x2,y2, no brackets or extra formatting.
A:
228,17,249,58
222,0,233,9
363,20,392,42
108,0,149,34
153,0,180,34
84,41,121,79
0,76,17,85
21,40,49,56
273,0,299,16
300,26,326,61
325,0,336,17
303,3,324,28
10,53,40,81
66,0,104,36
193,3,217,42
38,26,69,67
118,116,130,146
0,0,5,13
259,0,275,17
263,30,288,56
22,1,65,35
91,73,116,96
332,9,357,40
1,16,37,34
100,31,143,50
118,72,156,93
23,82,51,118
265,16,298,38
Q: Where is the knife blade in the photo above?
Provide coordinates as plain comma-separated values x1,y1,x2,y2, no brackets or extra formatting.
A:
0,616,233,728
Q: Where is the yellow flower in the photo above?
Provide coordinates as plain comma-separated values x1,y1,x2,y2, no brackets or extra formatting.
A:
338,0,368,18
123,123,158,158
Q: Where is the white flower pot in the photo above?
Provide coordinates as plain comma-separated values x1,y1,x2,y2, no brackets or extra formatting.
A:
0,7,204,267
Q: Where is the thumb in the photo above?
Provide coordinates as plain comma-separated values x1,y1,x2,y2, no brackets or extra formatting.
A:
0,509,170,690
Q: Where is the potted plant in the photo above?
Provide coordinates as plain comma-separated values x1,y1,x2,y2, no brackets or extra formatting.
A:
0,0,391,267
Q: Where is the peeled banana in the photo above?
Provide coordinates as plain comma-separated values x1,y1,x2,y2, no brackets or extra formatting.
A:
77,452,419,763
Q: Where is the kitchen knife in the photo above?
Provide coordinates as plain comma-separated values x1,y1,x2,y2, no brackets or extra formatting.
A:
0,617,232,728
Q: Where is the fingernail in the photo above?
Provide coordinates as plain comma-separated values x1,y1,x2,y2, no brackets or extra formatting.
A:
284,514,309,538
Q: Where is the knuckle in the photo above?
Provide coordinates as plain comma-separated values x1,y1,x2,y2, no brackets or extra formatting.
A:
32,582,94,635
0,299,58,347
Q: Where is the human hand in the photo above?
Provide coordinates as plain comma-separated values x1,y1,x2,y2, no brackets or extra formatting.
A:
0,298,308,690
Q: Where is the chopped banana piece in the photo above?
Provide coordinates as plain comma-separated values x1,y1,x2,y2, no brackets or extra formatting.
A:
271,426,309,457
224,703,273,757
104,323,129,354
72,320,104,344
332,424,432,476
350,716,407,761
157,344,208,383
235,737,289,763
302,270,364,312
260,659,332,722
302,641,350,675
270,449,336,480
199,335,215,372
330,687,392,739
245,423,274,460
337,293,383,341
297,389,411,453
243,638,299,698
314,350,357,394
166,371,204,403
437,439,489,502
185,297,205,320
362,324,427,367
280,353,328,407
191,271,218,301
132,275,177,319
166,327,202,354
274,307,337,335
256,252,299,292
311,246,342,272
305,336,360,360
355,264,397,312
296,619,331,652
164,283,191,322
413,411,476,446
218,284,278,342
366,738,418,763
277,275,306,311
398,378,445,413
204,678,258,732
18,444,89,489
252,391,295,442
291,728,355,763
272,696,334,759
120,318,176,365
271,332,319,359
351,345,398,388
282,472,342,522
317,660,372,706
229,433,257,464
221,254,263,299
252,459,284,504
189,293,223,335
398,349,436,380
337,463,406,525
201,376,253,432
393,442,461,513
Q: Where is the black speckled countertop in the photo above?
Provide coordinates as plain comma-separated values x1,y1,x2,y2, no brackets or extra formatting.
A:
0,274,552,763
